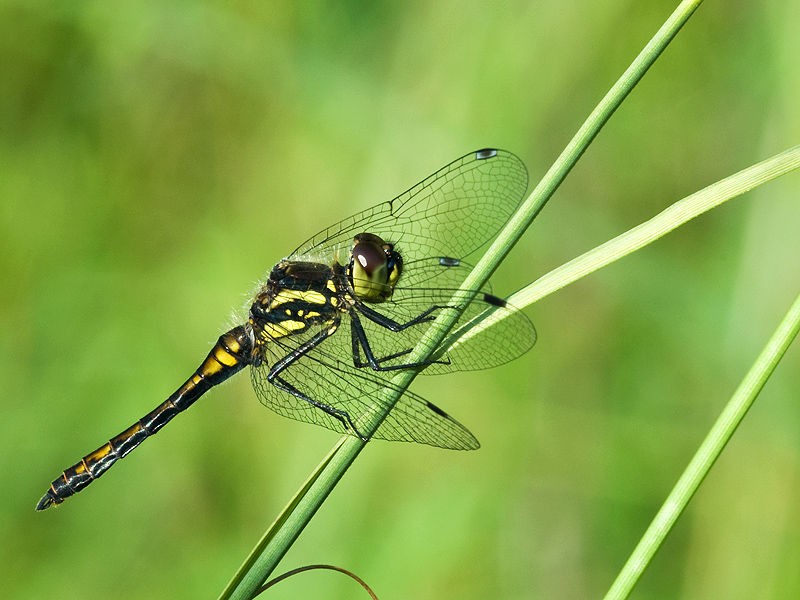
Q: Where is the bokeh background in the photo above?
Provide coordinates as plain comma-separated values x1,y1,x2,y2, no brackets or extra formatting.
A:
2,1,799,599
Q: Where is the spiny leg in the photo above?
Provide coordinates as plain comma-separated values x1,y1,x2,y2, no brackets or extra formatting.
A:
349,306,452,371
266,320,368,440
357,302,450,332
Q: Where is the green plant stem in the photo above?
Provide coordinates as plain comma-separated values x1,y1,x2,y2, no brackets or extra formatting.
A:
219,439,348,599
604,289,800,600
220,2,704,598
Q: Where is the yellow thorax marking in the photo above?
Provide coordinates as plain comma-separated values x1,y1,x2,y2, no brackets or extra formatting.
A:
271,289,327,307
297,308,321,319
259,320,307,340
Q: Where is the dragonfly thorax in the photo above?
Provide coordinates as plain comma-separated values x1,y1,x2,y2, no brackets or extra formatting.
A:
246,260,342,347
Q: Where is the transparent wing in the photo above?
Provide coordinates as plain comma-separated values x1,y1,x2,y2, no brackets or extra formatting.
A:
290,149,528,269
250,327,479,450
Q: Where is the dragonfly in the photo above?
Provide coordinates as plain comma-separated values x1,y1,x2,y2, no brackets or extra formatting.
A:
36,148,535,511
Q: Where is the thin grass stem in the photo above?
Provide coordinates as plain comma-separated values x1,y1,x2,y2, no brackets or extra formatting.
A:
603,289,800,599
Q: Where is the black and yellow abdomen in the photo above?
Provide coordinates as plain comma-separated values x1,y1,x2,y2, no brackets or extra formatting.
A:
36,326,253,510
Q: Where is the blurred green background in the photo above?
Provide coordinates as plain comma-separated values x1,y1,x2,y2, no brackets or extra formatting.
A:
2,1,799,599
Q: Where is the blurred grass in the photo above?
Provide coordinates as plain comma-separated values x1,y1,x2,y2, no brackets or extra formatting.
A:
1,1,799,600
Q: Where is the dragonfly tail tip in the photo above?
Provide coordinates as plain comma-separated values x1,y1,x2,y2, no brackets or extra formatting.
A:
35,491,58,512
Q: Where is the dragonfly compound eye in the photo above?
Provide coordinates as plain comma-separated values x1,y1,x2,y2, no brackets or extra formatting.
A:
350,233,399,302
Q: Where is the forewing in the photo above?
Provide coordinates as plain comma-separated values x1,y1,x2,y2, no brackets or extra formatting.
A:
291,149,528,263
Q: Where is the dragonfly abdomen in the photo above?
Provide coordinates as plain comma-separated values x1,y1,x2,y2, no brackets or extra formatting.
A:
36,326,253,511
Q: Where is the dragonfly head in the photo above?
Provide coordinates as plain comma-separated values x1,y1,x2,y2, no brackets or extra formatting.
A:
348,233,403,303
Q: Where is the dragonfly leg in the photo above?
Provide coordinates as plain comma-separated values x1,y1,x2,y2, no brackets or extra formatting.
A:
269,371,368,440
357,302,454,332
349,309,451,371
267,321,369,440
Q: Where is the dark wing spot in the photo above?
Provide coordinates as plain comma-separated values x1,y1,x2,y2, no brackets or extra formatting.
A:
475,148,498,160
481,293,507,307
438,257,461,267
425,400,449,418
